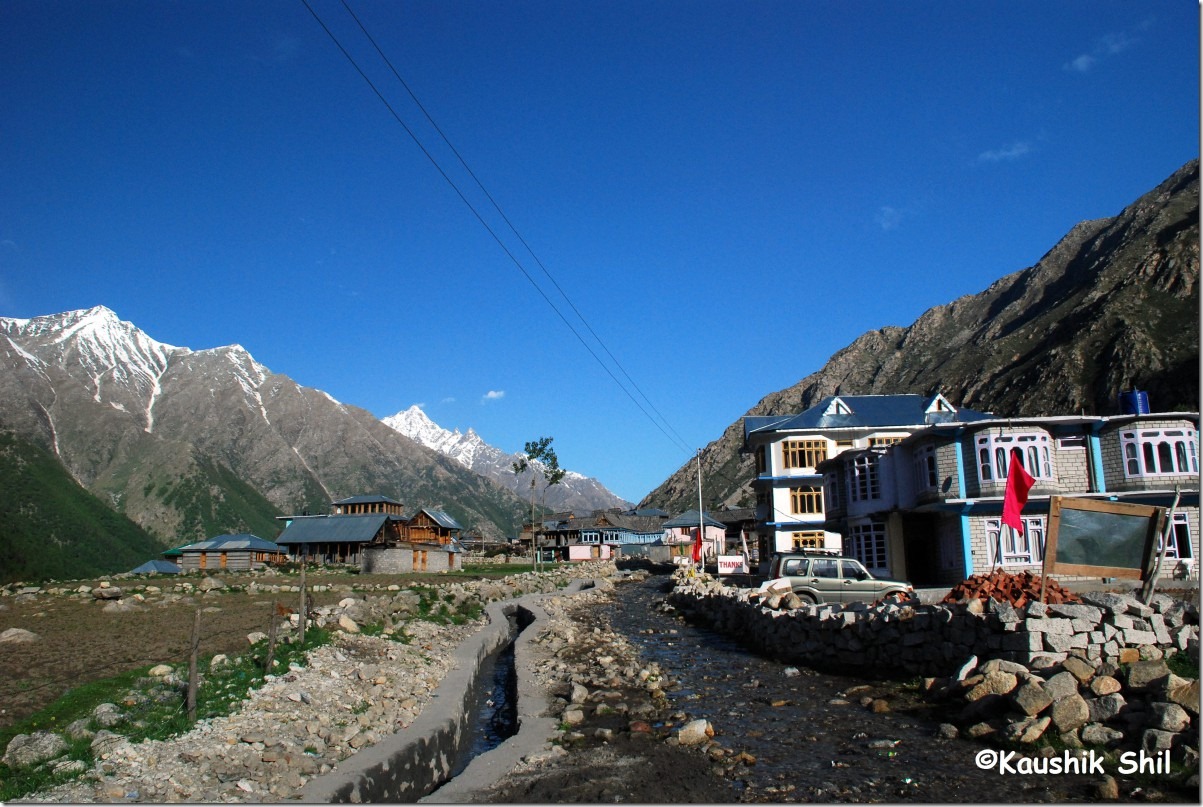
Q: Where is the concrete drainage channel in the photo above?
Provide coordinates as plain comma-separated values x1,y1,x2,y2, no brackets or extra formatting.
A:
299,580,597,803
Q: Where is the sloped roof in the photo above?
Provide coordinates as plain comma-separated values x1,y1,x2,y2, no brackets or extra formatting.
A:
177,534,282,553
332,494,403,506
744,393,994,437
413,508,463,531
663,509,727,529
130,559,182,574
275,514,391,545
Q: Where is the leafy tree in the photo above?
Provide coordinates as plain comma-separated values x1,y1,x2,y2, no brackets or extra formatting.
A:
511,436,566,569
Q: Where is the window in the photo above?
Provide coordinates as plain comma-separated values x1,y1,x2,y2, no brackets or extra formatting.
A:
986,517,1046,566
781,558,807,575
976,432,1053,482
869,436,903,446
581,530,600,544
846,522,888,571
1121,430,1199,477
848,454,880,501
824,470,844,511
1157,513,1193,559
1057,436,1086,450
791,531,824,549
913,444,939,492
790,486,823,514
782,440,827,470
755,446,767,475
811,558,838,578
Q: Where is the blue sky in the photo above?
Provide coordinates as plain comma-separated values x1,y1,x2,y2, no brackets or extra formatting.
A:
1,1,1197,503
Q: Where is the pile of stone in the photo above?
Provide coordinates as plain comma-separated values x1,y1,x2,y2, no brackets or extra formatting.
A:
667,572,1198,679
927,650,1198,784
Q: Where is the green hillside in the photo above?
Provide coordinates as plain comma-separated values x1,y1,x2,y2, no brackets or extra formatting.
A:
0,432,167,584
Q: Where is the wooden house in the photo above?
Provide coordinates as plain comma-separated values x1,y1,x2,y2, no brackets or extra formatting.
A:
174,533,287,572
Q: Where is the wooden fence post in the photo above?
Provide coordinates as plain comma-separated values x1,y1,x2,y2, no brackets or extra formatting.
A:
298,563,307,647
187,607,201,722
265,602,279,674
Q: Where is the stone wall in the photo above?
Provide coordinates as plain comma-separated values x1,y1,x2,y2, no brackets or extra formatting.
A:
667,574,1199,678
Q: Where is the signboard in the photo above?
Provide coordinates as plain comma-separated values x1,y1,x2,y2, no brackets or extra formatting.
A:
717,555,749,575
1043,496,1165,580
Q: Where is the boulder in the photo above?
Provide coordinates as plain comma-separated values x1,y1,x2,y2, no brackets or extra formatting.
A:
1003,715,1051,744
1012,681,1054,717
198,576,227,592
1049,693,1091,732
965,671,1018,701
337,615,360,634
2,731,68,768
1080,723,1124,747
1125,659,1171,691
1147,702,1191,733
1089,675,1122,696
677,719,714,746
0,627,40,643
92,586,123,600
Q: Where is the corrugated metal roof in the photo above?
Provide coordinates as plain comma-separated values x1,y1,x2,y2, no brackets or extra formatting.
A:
274,515,390,545
332,494,403,506
744,394,994,436
177,533,281,553
663,509,727,529
416,508,463,531
130,559,182,574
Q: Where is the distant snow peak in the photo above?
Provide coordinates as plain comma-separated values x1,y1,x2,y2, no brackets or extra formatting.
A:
381,405,631,511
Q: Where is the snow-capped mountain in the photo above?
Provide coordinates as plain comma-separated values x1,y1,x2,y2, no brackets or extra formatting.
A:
383,405,632,513
0,307,528,542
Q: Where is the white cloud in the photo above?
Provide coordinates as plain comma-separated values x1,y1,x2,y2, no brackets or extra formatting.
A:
978,141,1032,163
441,396,457,404
875,206,903,231
482,390,505,402
1066,30,1137,73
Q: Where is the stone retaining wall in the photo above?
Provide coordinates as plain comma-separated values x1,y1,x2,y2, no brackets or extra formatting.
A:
667,574,1199,677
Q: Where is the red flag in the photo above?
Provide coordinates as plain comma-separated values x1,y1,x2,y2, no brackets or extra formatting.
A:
1002,447,1035,532
692,527,703,563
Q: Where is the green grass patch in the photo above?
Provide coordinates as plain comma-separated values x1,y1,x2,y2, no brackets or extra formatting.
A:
1165,650,1198,679
0,627,333,802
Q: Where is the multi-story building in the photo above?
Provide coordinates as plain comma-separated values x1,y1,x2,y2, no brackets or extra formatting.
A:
743,393,994,567
817,409,1200,586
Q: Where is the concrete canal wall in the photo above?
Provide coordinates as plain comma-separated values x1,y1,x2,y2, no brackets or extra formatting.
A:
667,574,1199,677
300,577,601,803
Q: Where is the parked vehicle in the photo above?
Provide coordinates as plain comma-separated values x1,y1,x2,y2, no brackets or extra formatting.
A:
764,550,914,604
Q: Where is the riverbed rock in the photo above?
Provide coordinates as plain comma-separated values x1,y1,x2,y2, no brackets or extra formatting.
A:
677,719,714,746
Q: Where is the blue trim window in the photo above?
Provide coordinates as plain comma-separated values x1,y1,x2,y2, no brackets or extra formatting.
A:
1121,429,1199,477
977,433,1053,482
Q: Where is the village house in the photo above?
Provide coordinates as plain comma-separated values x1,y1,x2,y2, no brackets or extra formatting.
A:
743,393,994,566
662,509,728,564
817,407,1200,586
273,494,465,572
530,508,669,562
169,533,287,572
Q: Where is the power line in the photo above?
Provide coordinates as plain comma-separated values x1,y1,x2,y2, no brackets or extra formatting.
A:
299,0,693,457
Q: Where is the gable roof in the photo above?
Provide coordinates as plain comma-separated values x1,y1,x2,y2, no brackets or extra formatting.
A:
130,559,182,574
744,393,994,437
332,494,403,506
274,514,392,545
413,508,463,531
663,509,727,529
177,533,282,553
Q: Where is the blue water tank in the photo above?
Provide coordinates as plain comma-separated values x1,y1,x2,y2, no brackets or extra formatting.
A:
1118,390,1151,415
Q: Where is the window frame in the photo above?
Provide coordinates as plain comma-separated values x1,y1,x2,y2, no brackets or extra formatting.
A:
976,432,1053,483
1120,429,1199,478
781,439,827,470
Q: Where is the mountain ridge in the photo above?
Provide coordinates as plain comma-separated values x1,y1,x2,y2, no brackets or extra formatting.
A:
383,404,632,512
640,159,1200,513
0,307,530,544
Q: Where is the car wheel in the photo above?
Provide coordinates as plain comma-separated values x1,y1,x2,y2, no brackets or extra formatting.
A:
795,591,817,605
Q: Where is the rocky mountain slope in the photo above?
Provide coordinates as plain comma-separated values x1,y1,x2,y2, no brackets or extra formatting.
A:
641,159,1200,513
383,405,631,512
0,307,529,545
